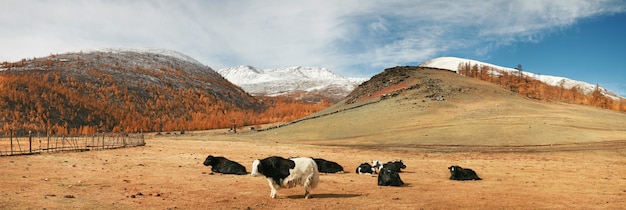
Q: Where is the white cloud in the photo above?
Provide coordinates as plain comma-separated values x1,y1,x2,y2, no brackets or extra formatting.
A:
368,16,389,34
0,0,624,78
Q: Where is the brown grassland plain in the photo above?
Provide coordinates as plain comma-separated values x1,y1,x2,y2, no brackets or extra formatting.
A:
1,69,626,209
1,135,625,210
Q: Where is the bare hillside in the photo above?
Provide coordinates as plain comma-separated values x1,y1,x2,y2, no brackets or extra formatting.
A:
251,67,626,146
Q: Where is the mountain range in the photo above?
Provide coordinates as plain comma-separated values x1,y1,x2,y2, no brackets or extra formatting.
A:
217,65,367,101
1,48,623,135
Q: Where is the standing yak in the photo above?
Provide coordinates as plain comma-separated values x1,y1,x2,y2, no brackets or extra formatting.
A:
251,156,320,199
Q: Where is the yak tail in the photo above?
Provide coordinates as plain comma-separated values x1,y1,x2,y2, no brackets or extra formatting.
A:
306,159,320,189
308,168,320,189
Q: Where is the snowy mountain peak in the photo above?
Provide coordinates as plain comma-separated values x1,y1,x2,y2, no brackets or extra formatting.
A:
264,66,347,80
218,65,368,100
419,57,620,99
217,65,264,84
219,65,261,74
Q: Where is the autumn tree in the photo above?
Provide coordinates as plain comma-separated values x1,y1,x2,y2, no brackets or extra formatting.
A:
457,62,623,112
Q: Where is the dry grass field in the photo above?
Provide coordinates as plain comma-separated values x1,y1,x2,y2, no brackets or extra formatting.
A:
1,135,626,209
2,69,625,209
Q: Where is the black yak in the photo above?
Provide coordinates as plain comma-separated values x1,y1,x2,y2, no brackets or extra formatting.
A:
313,158,344,173
202,155,247,175
378,164,404,186
448,165,482,180
356,162,376,175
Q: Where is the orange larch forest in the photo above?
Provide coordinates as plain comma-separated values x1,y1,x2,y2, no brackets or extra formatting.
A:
0,55,332,136
457,62,626,112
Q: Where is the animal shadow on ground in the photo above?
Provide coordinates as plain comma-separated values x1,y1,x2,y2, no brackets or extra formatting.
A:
286,193,362,199
379,183,411,187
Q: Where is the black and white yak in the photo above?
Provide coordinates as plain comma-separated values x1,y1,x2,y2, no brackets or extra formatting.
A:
313,158,344,173
378,164,404,186
448,165,482,181
251,156,320,199
355,162,376,175
202,155,247,175
372,160,406,173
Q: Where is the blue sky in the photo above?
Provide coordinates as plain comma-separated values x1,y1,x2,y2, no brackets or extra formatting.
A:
483,12,626,97
1,0,625,96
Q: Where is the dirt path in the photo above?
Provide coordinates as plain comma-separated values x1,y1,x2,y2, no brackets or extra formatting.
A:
351,140,626,153
1,137,626,209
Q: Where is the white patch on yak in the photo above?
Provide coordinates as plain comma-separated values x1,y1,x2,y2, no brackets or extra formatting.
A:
252,157,320,199
251,159,261,176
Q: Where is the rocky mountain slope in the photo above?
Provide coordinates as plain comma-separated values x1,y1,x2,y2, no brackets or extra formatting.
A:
218,65,367,101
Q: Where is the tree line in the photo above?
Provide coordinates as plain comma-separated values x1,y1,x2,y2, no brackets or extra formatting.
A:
457,62,625,112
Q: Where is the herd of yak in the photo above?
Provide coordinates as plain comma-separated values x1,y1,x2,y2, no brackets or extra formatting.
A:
203,155,481,199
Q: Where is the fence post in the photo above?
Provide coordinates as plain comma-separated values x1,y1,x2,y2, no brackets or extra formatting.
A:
10,128,12,155
29,131,32,154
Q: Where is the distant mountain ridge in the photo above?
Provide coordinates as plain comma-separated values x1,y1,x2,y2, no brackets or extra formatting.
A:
218,65,367,101
419,57,621,100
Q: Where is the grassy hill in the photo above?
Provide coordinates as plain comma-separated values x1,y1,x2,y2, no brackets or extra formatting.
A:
249,67,626,146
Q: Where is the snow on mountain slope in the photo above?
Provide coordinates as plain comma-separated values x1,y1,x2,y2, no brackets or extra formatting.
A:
218,66,367,100
419,57,620,99
83,47,204,66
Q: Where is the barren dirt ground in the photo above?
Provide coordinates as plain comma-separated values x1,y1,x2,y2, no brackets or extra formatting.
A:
2,132,626,210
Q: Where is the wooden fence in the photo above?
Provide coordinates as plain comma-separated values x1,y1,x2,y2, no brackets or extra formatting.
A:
0,133,145,156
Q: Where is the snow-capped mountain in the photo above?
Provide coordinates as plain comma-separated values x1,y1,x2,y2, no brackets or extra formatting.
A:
83,47,204,66
419,57,621,100
218,65,367,100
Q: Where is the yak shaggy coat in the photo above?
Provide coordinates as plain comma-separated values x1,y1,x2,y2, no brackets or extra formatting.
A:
251,156,320,199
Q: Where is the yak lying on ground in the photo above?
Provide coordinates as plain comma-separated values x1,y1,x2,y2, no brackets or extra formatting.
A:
313,158,344,173
386,160,406,172
251,156,320,199
356,162,376,175
378,164,404,186
372,160,406,173
371,160,384,172
202,155,247,175
448,165,482,180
